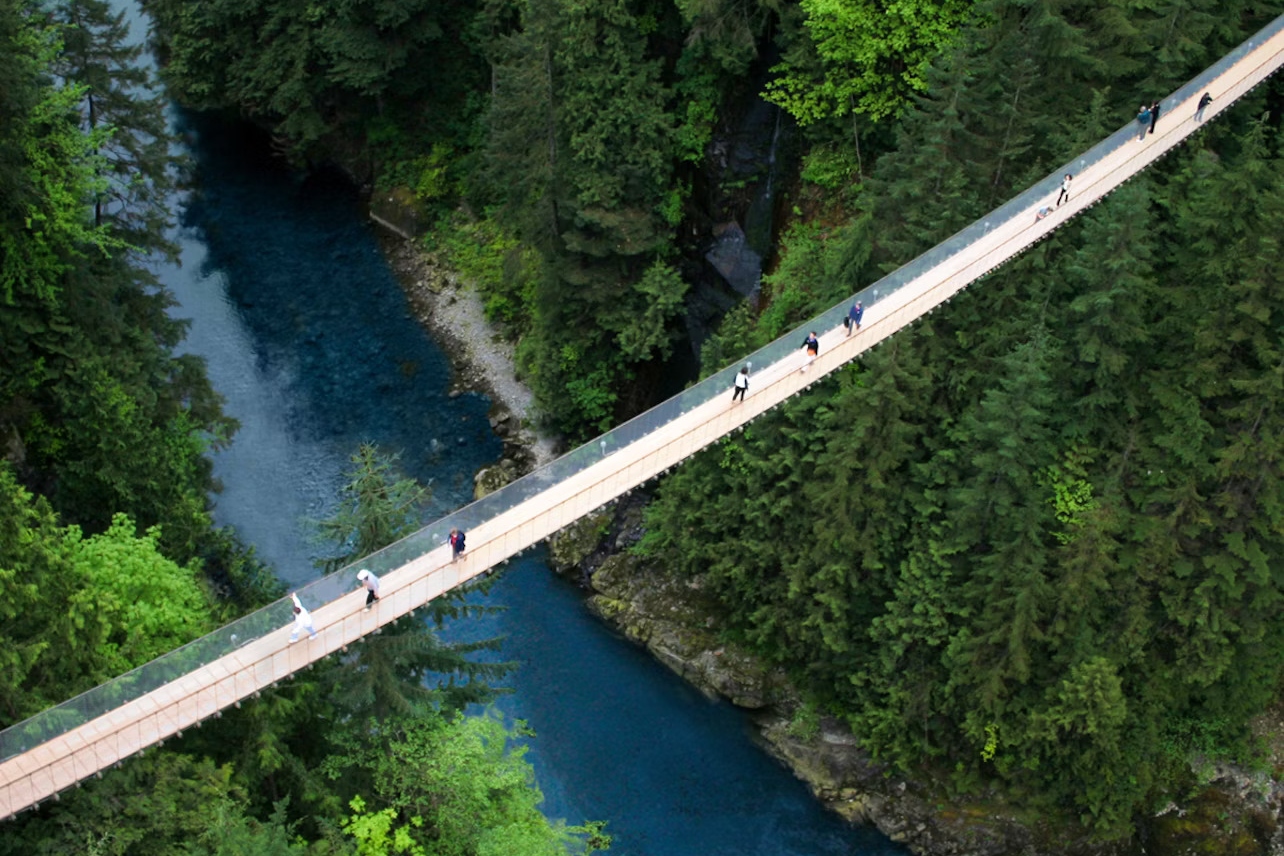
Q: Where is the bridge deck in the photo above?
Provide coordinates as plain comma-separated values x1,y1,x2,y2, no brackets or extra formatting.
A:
4,17,1284,818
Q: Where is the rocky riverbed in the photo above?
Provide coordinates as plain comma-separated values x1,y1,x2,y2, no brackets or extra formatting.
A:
376,233,558,488
375,221,1284,856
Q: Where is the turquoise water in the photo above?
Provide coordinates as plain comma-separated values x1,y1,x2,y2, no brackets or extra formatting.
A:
162,111,904,856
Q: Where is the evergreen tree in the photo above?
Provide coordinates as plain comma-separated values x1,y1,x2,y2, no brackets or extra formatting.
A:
50,0,178,258
481,0,681,435
314,445,512,722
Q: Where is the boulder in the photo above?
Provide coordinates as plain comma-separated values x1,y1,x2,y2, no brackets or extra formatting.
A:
473,459,521,499
547,511,613,575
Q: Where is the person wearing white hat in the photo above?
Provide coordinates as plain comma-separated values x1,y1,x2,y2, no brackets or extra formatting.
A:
288,592,317,643
356,568,380,611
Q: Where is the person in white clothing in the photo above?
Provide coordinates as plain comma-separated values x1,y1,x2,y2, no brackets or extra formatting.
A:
1056,173,1072,206
356,568,380,611
731,367,749,402
289,592,317,643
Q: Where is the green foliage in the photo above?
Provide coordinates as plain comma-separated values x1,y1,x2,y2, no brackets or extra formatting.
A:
614,261,689,362
672,0,776,75
143,0,486,163
786,701,821,741
479,0,682,436
67,512,214,674
0,10,116,304
412,143,456,204
432,213,539,334
799,142,861,190
765,0,974,124
0,0,235,569
51,0,181,260
344,796,428,856
645,22,1284,837
0,465,213,724
327,714,610,856
313,444,431,574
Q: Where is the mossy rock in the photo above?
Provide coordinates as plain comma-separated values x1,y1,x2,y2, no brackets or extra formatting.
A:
1147,788,1275,856
587,595,629,621
547,511,612,573
474,459,521,499
589,553,638,599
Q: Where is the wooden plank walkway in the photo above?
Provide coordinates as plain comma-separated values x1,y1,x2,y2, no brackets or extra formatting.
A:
3,22,1284,819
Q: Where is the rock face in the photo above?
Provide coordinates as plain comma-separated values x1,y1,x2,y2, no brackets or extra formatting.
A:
586,553,788,709
561,500,1284,856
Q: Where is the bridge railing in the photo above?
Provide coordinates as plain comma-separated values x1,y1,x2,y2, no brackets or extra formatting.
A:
3,10,1282,762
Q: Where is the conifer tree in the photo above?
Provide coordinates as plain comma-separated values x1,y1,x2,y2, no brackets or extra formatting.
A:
314,445,511,722
51,0,178,258
481,0,681,434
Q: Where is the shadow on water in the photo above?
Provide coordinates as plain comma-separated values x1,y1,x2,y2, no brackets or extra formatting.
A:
162,108,903,856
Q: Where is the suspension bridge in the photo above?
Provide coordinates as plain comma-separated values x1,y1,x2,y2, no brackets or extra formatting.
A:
4,12,1284,819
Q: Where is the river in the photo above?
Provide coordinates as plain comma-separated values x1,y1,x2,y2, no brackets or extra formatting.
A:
157,78,904,856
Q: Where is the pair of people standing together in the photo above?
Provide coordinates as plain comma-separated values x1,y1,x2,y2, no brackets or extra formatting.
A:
287,571,377,646
1136,100,1161,140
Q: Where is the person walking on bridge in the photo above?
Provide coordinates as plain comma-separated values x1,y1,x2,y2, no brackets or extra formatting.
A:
800,331,819,372
356,568,380,611
846,302,863,336
1056,173,1072,206
1149,100,1161,134
1196,92,1213,122
1136,104,1152,141
732,366,749,402
288,592,318,643
449,528,467,563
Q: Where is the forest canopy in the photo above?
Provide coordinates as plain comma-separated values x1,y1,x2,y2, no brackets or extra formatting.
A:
0,0,600,852
8,0,1284,845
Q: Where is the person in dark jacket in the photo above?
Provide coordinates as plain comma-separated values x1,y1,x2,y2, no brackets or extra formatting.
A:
449,528,466,563
1149,100,1161,134
846,302,864,336
800,332,819,372
1196,92,1213,122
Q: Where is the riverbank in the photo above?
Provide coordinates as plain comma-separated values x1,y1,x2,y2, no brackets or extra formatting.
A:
375,231,560,478
542,503,1284,856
